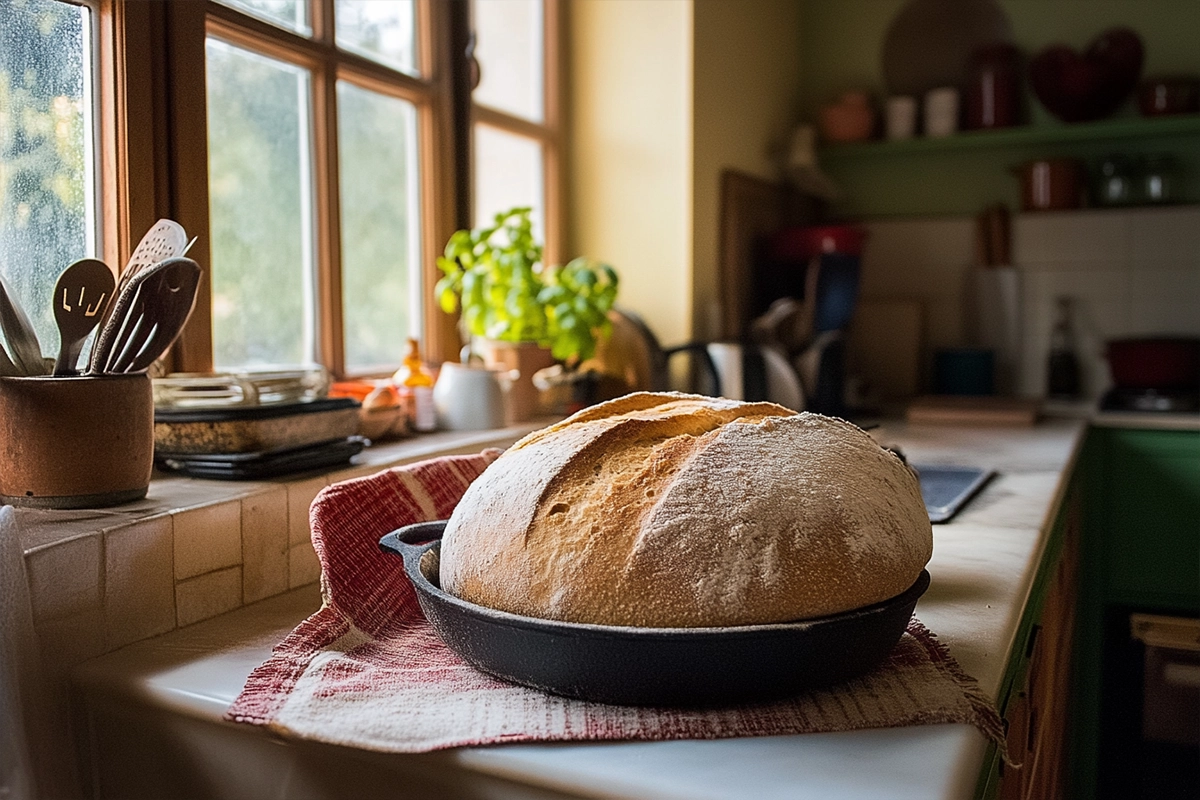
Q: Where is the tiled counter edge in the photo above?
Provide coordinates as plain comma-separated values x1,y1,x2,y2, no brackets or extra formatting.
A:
18,423,541,673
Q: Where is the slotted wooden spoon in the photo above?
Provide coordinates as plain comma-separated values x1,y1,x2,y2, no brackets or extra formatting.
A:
52,258,116,375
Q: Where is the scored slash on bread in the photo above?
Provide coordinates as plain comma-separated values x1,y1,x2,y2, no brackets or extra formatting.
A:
441,392,932,628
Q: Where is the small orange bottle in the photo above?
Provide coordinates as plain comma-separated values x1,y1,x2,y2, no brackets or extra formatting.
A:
392,338,437,432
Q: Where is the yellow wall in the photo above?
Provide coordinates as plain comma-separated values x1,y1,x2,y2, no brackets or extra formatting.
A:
567,0,694,347
568,0,804,344
692,0,804,340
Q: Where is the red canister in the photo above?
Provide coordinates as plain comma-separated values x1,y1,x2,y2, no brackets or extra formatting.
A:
967,44,1021,129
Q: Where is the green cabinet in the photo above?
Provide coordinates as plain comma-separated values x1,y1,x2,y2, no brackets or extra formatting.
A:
1095,428,1200,609
1073,425,1200,800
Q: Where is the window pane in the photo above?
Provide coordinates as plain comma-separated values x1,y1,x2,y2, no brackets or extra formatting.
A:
472,0,542,122
337,81,420,371
335,1,417,76
206,39,315,368
0,0,95,360
474,124,543,240
215,0,311,36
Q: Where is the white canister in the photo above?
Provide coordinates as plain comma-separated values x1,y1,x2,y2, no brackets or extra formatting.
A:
885,95,918,140
924,87,959,138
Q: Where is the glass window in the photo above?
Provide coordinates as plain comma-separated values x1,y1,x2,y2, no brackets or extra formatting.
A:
335,0,417,76
0,0,95,359
472,0,542,122
474,124,544,240
337,81,420,370
205,39,315,368
215,0,311,37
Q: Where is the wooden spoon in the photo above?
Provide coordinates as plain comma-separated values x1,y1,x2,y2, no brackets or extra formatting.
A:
52,259,116,375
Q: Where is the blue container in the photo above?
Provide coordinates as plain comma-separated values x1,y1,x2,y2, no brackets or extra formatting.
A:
934,348,995,396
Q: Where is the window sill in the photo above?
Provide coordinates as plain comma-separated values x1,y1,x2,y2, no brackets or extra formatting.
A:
18,422,544,673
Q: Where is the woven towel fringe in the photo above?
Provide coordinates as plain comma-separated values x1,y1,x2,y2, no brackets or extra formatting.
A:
907,617,1015,766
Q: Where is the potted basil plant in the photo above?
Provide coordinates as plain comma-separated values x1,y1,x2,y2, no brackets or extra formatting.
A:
434,207,619,419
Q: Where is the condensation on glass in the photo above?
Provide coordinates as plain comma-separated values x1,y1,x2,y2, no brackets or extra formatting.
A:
336,81,421,371
335,0,417,77
0,0,97,359
472,0,543,122
215,0,311,37
474,124,544,241
206,38,316,369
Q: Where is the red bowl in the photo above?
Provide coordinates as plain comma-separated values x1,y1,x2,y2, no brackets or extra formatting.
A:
1106,337,1200,390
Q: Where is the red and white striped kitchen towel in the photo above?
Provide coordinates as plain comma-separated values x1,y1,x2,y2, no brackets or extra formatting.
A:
228,451,1005,754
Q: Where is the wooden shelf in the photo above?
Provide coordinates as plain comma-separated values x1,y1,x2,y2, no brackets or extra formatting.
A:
819,113,1200,162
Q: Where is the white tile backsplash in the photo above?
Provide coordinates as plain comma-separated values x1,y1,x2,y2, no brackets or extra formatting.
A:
860,206,1200,400
1012,210,1131,267
1128,269,1200,336
1129,206,1200,266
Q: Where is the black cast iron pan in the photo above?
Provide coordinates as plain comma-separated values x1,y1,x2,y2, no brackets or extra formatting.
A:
380,520,929,708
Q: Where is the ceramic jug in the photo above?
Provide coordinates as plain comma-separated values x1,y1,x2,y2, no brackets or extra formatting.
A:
432,361,515,430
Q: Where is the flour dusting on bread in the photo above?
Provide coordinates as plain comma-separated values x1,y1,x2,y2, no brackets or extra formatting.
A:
440,392,931,627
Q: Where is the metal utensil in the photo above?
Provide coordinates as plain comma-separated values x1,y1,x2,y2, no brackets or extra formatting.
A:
110,259,201,373
96,220,190,336
0,274,46,376
122,219,189,284
88,256,181,373
52,259,116,375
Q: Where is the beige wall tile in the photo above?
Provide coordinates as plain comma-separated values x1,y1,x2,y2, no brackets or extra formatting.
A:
26,534,101,623
287,476,329,547
104,517,175,649
289,542,322,589
242,487,289,604
36,610,106,674
173,500,241,580
176,566,243,627
1013,210,1131,267
1129,269,1200,337
1129,206,1200,266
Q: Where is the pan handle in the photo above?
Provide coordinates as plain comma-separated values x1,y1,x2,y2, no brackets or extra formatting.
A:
379,519,448,573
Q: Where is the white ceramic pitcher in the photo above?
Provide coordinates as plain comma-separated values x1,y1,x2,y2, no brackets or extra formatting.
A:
432,361,516,430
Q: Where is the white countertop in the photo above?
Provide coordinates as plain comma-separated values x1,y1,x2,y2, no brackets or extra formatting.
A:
72,417,1087,800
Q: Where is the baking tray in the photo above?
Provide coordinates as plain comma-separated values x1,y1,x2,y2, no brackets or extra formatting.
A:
154,397,361,455
912,464,995,523
156,436,366,480
380,520,929,707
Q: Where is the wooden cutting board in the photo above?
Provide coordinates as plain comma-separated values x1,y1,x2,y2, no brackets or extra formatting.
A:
906,395,1041,426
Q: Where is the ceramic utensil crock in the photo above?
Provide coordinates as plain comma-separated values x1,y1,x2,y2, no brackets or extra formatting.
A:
0,373,153,508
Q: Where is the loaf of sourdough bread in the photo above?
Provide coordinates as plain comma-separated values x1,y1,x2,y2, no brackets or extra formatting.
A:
440,392,931,627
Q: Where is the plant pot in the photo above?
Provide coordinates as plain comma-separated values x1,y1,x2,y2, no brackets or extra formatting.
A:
476,341,556,422
0,373,154,508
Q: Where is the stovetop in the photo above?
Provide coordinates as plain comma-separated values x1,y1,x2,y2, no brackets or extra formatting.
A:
1099,387,1200,414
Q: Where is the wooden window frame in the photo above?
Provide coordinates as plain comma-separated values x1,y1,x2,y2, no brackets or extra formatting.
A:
469,0,563,266
85,0,563,375
167,0,459,376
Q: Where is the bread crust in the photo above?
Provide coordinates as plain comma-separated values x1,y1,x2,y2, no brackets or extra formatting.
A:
440,392,931,627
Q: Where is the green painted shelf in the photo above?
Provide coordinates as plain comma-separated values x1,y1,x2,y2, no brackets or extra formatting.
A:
819,113,1200,162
